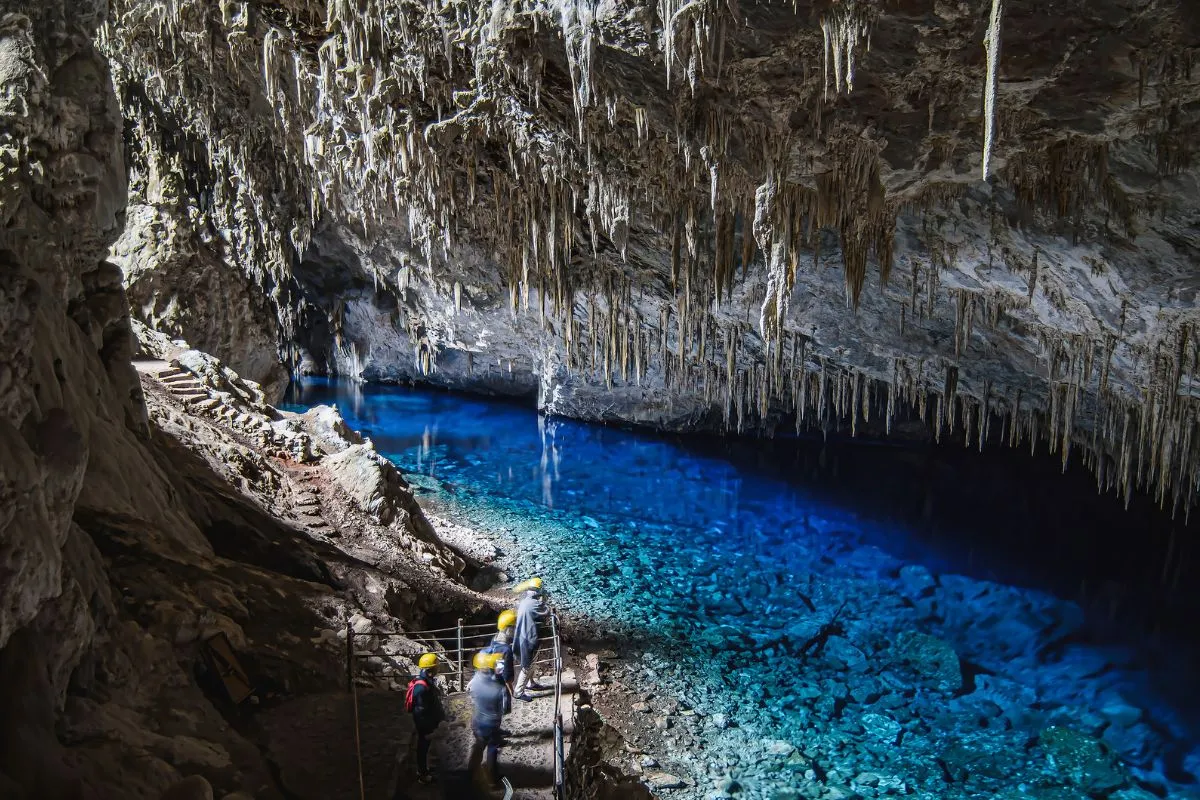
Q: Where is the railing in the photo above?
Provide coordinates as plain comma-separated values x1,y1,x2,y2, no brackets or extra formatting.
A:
550,610,565,800
343,612,567,798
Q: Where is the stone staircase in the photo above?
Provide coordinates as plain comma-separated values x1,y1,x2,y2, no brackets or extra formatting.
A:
290,468,331,533
134,359,327,529
135,359,213,407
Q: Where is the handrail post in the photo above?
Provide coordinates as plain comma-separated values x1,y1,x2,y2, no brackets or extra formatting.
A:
345,620,354,692
456,617,465,692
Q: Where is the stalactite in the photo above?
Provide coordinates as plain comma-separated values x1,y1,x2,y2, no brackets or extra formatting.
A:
981,0,1003,179
821,1,871,100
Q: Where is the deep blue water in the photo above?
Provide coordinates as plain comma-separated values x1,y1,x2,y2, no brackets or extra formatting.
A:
284,377,1200,798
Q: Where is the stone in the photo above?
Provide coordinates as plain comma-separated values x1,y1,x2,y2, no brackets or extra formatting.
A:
892,631,963,692
823,637,868,673
860,713,902,743
1099,700,1142,728
1108,789,1164,800
645,771,686,790
1038,726,1128,793
764,739,796,757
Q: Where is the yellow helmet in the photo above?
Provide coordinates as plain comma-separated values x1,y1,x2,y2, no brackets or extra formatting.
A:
497,610,517,630
418,653,438,670
513,577,543,594
473,651,501,670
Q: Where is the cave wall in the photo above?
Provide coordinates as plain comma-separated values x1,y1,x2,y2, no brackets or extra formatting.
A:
97,0,1200,507
0,0,132,664
0,2,466,796
0,0,156,792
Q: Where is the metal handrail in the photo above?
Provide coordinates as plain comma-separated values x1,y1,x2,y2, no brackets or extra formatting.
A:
348,621,498,637
345,609,570,797
550,611,565,800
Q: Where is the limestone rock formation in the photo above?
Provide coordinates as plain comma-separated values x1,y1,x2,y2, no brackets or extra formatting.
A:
112,203,289,402
96,0,1200,509
0,4,477,791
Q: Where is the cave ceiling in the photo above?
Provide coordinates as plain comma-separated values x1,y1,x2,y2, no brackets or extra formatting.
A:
99,0,1200,508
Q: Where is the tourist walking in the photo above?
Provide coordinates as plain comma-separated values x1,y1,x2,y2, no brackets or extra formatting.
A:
512,577,550,701
483,610,517,693
405,652,444,784
467,651,509,787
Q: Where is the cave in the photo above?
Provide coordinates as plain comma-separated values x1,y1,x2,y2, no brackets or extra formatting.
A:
1,0,1198,798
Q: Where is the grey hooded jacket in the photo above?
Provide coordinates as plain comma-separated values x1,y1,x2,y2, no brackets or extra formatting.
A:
512,590,549,668
469,670,510,730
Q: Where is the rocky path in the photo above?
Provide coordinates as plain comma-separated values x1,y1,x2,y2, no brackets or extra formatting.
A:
253,673,577,800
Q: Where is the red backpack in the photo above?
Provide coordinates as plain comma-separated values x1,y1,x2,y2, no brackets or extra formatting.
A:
405,678,427,713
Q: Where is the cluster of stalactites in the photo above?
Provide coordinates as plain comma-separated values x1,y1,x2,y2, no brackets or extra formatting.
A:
659,0,730,92
821,0,872,100
533,271,1200,514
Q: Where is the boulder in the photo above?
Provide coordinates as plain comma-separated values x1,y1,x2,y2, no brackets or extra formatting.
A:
1038,726,1128,793
892,631,962,692
324,444,404,524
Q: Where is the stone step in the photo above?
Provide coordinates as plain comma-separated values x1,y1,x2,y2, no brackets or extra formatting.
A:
159,373,197,384
191,398,223,413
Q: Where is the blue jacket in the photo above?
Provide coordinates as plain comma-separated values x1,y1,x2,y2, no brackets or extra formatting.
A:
483,632,515,683
409,669,443,732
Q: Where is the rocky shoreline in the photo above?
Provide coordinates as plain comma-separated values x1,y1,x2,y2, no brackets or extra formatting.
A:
410,474,1200,800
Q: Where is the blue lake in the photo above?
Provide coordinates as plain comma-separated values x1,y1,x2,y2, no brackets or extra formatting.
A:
284,377,1200,799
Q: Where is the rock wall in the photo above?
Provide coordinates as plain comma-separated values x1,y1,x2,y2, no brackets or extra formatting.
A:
98,0,1200,508
0,4,479,795
0,0,132,676
112,202,288,402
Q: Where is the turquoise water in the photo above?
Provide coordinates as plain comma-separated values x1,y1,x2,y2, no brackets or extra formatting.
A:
284,378,1200,799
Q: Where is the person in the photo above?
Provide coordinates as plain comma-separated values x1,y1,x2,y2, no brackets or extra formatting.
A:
511,577,550,701
482,610,517,694
405,652,444,784
467,651,509,787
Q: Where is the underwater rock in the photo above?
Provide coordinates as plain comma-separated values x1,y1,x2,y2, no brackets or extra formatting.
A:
891,631,963,692
1038,726,1129,793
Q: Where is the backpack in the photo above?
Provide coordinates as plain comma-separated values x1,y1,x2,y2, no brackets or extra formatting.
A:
405,678,427,713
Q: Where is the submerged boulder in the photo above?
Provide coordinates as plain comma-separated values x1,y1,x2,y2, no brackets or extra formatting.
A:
1038,726,1128,793
892,631,962,692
